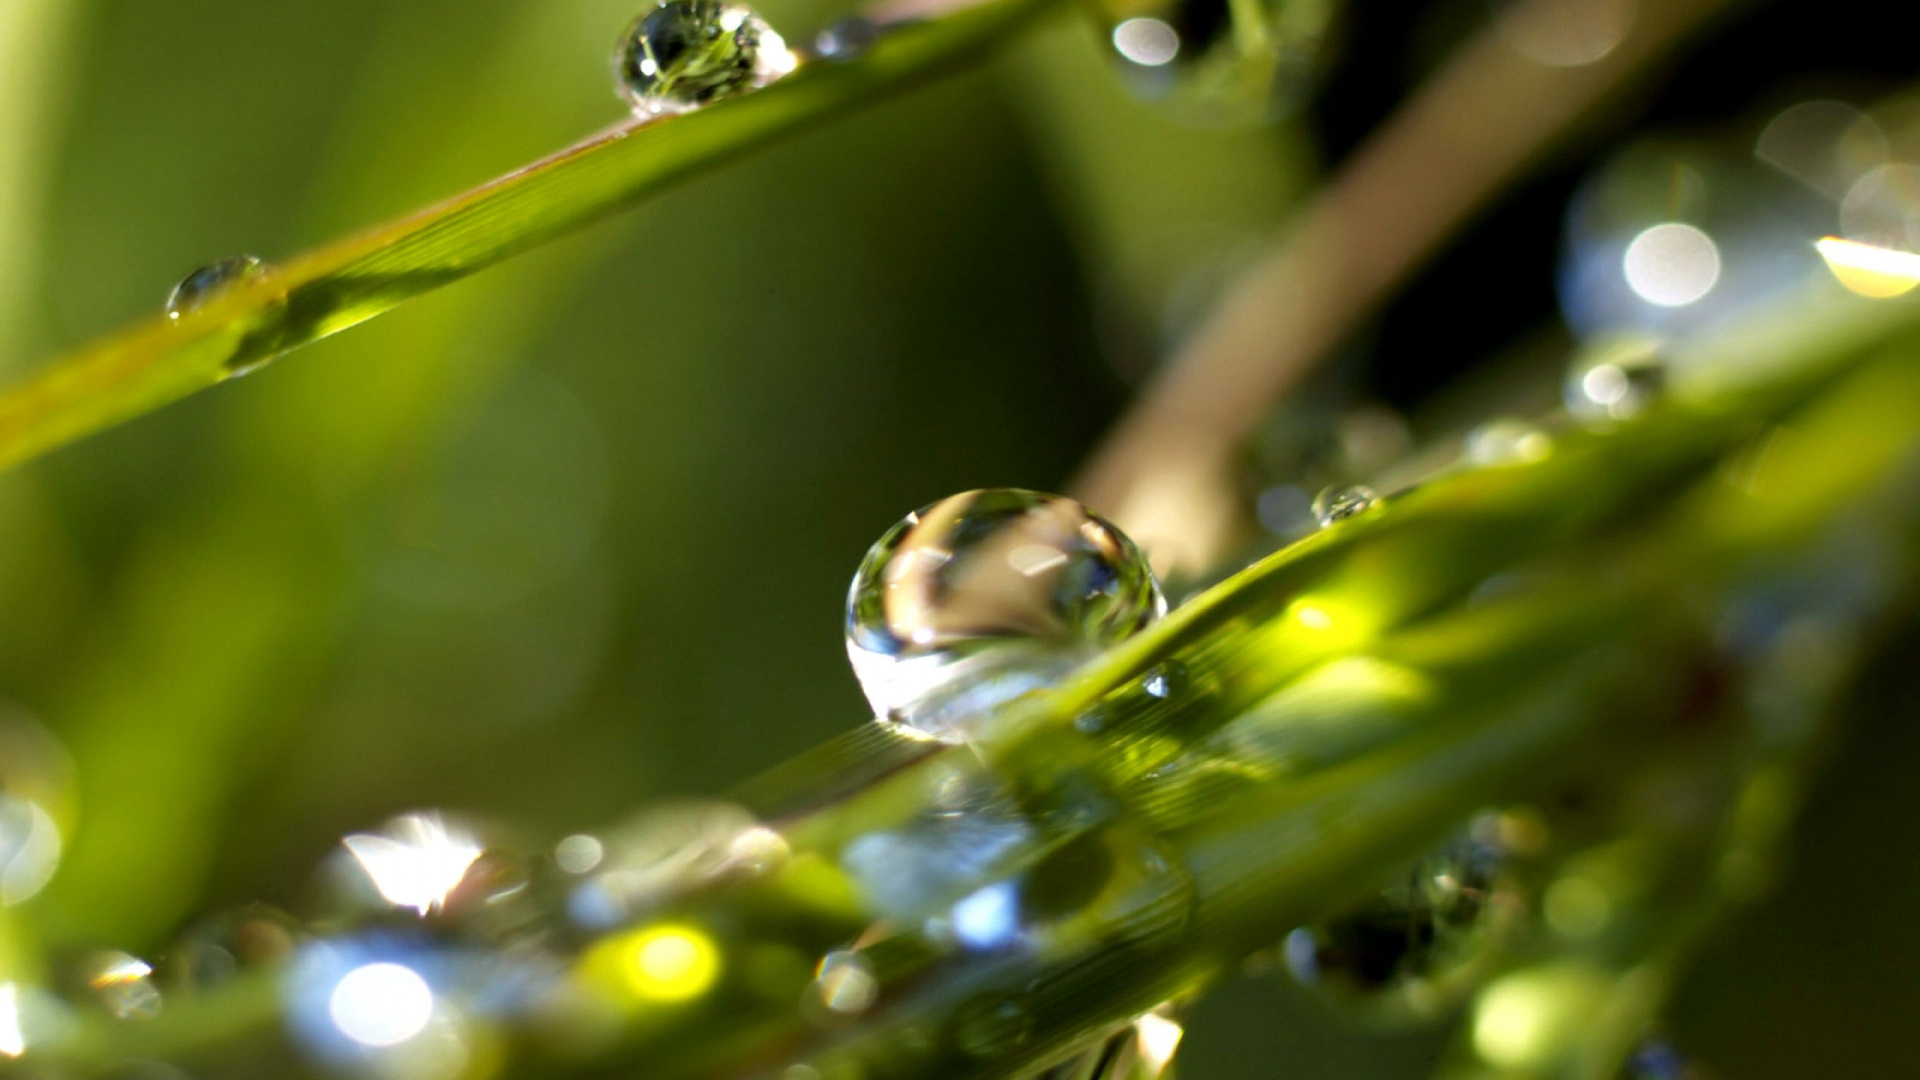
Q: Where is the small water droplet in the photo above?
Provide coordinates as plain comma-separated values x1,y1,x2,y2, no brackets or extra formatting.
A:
1311,485,1379,527
846,489,1165,742
1093,0,1334,120
163,905,300,993
615,0,797,116
1141,661,1184,700
1034,1004,1185,1080
164,255,268,321
1284,824,1515,1018
811,16,879,62
554,834,605,874
1565,336,1667,423
809,951,878,1016
1465,418,1554,466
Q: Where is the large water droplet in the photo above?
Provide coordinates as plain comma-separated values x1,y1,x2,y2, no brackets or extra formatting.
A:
615,0,797,116
1310,485,1379,527
164,255,268,321
1283,822,1516,1018
846,489,1165,742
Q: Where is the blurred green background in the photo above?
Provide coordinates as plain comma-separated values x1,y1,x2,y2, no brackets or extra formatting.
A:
1,0,1915,1076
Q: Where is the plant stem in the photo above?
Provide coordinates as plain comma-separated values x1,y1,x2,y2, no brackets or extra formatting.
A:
1071,0,1748,576
0,0,1060,472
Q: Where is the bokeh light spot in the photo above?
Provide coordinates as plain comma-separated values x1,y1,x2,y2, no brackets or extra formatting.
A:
328,963,434,1048
626,924,721,1002
1112,18,1180,66
1622,223,1721,307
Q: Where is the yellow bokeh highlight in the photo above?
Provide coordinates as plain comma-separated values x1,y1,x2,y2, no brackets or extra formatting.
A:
581,923,722,1006
1816,236,1920,298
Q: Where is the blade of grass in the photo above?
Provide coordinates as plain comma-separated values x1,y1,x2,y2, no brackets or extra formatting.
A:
0,0,86,369
0,0,1058,471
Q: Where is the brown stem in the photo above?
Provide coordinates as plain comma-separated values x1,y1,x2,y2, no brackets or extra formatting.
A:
1071,0,1747,577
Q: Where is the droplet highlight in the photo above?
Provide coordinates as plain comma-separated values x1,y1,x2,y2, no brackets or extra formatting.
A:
1284,824,1514,1017
811,17,879,62
846,489,1165,742
165,254,268,321
615,0,797,116
1565,336,1666,423
1311,485,1379,527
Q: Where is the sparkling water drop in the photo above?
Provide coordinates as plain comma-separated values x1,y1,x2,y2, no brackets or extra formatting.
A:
1034,1005,1185,1080
811,17,879,62
1465,418,1554,466
1091,0,1334,120
85,952,163,1021
1565,336,1666,423
164,255,268,320
1283,823,1515,1018
1311,485,1379,527
615,0,797,116
846,489,1165,742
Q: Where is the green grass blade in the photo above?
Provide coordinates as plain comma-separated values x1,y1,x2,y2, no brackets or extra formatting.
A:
0,0,1056,471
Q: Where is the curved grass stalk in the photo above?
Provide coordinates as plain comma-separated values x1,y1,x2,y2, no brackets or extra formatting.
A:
14,285,1920,1080
0,0,1058,472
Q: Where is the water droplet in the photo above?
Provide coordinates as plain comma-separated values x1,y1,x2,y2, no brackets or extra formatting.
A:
809,951,878,1015
1033,1005,1185,1080
1092,0,1334,120
1284,824,1515,1018
1564,336,1666,423
810,16,879,62
164,255,268,321
1310,485,1379,527
163,905,301,993
338,812,485,918
1073,661,1191,740
569,802,784,928
1465,418,1554,466
846,489,1165,743
614,0,797,116
554,834,605,874
1,707,70,908
86,952,163,1021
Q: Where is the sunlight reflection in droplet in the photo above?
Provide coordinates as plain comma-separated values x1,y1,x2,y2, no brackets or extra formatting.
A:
1622,223,1721,306
1815,236,1920,297
1134,1009,1185,1073
342,812,483,917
